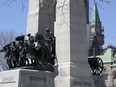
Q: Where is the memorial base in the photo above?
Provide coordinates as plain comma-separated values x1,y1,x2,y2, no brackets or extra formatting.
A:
0,69,55,87
55,62,95,87
93,75,105,87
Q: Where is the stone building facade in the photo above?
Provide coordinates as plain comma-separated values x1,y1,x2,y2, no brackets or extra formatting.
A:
89,3,116,87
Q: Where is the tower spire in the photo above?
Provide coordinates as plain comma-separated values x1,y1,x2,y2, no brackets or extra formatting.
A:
91,3,101,25
89,3,104,55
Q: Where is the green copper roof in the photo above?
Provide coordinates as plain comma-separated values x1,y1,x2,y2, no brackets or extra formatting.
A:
111,64,116,67
90,3,101,25
101,48,113,63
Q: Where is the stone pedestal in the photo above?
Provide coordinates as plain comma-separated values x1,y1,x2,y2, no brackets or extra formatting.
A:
93,75,105,87
0,69,55,87
55,0,95,87
27,0,56,36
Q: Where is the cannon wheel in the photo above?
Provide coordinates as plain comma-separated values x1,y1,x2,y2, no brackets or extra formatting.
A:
91,57,103,75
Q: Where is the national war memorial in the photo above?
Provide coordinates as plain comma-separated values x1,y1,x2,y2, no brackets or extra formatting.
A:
0,0,110,87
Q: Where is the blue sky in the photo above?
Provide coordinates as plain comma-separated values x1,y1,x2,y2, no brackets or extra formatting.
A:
0,0,28,35
0,0,116,45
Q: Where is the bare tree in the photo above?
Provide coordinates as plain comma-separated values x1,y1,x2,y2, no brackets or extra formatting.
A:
0,0,112,24
0,30,16,70
0,0,112,8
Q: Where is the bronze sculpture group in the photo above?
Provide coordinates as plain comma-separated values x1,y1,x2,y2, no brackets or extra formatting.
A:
0,29,104,74
0,29,56,71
